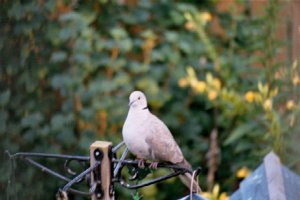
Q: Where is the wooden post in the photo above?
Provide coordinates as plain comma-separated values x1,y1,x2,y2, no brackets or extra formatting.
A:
90,141,114,200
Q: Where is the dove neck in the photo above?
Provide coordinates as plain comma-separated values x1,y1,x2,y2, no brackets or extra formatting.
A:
127,106,150,118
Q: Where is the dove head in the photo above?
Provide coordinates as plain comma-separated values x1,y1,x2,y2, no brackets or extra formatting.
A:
128,91,148,110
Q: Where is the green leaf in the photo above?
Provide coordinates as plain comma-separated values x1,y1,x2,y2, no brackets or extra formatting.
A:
21,112,43,128
110,27,127,40
51,114,66,131
50,51,67,63
0,111,8,133
224,121,257,145
0,90,11,107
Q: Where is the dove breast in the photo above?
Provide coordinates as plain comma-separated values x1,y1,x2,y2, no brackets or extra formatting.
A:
122,109,153,160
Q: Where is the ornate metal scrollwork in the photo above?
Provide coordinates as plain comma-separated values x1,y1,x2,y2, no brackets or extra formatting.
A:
5,141,200,198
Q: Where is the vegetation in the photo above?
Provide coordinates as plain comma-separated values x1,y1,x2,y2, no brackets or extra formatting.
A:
1,0,299,199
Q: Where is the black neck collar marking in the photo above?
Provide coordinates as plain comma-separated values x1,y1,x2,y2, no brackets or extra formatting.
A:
142,106,148,110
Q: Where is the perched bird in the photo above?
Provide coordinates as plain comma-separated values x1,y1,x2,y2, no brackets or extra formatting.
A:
122,91,200,192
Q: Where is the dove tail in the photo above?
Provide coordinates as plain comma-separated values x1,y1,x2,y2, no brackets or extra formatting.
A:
179,173,201,193
178,159,201,193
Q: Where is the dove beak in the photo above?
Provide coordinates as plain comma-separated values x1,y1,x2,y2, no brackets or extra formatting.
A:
128,100,136,107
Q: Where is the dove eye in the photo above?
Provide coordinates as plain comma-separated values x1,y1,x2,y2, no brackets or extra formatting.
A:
138,97,141,100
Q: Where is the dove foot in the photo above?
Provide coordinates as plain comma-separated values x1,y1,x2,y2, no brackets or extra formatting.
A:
149,161,158,169
137,159,145,168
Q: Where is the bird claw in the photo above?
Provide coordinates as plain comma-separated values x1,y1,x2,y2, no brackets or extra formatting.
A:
149,161,158,169
137,159,145,169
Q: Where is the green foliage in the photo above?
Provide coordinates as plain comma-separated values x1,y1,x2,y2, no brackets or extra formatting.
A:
1,0,298,199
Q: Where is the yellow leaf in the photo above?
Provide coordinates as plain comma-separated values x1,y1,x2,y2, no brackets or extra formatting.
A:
254,93,262,103
258,82,269,95
184,12,193,21
292,59,298,69
258,81,263,93
289,114,295,127
270,87,278,97
212,184,220,197
187,66,196,77
140,184,157,197
206,73,213,84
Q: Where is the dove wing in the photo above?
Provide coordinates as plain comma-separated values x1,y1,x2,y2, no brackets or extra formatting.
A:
145,113,184,164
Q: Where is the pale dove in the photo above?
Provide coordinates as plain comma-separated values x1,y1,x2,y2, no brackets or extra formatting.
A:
122,91,200,192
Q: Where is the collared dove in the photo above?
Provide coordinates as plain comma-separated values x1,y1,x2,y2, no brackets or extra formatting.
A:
122,91,201,192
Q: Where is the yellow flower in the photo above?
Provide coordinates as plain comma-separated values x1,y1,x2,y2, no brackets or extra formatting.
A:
194,81,206,93
219,192,229,200
236,167,250,178
263,99,272,111
190,78,198,87
286,100,295,110
292,75,300,86
201,184,228,200
178,78,188,88
185,21,195,31
208,90,218,101
199,11,212,25
244,91,255,103
200,192,211,198
212,78,221,90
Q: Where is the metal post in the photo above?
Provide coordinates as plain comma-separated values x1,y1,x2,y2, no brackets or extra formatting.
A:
90,141,114,200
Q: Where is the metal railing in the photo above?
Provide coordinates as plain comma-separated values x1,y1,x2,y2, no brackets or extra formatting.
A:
6,141,201,200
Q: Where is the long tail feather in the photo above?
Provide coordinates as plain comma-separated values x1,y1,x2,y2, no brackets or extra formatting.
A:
179,173,201,193
177,159,201,193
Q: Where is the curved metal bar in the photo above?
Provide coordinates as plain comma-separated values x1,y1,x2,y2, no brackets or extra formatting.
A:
112,159,193,174
62,161,100,192
64,182,97,197
63,158,88,177
113,147,128,178
112,141,125,153
64,159,77,176
119,171,182,189
67,188,92,196
24,157,71,182
15,155,93,197
8,151,89,161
